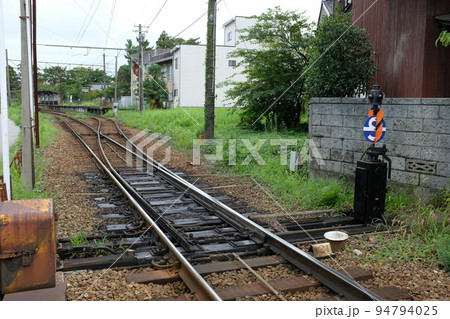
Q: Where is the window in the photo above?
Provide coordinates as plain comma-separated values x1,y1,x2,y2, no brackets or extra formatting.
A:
228,60,237,67
227,31,232,42
175,58,178,70
173,89,178,97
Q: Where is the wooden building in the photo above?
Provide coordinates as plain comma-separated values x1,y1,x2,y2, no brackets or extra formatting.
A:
322,0,450,97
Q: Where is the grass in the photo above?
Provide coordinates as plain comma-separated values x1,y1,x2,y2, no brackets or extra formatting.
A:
112,107,449,270
1,102,58,200
112,107,353,211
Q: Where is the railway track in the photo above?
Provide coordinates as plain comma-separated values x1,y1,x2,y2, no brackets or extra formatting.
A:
51,113,386,301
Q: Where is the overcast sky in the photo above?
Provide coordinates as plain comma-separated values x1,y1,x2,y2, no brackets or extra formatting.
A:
2,0,321,75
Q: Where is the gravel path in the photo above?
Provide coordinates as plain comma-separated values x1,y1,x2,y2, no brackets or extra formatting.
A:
40,118,448,301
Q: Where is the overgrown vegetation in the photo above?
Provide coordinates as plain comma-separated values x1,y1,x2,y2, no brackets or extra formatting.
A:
113,107,449,270
306,8,376,97
1,102,58,200
352,189,450,268
222,7,313,130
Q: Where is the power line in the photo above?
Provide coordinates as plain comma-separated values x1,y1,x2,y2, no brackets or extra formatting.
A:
73,0,96,43
75,0,102,44
148,0,169,29
38,43,124,50
104,0,117,47
173,0,222,39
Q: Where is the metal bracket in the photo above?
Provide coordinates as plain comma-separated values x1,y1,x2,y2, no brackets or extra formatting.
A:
0,248,38,266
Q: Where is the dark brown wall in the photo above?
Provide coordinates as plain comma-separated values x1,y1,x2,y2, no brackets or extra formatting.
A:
344,0,450,97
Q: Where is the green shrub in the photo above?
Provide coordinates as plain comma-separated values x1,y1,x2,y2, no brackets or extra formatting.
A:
437,234,450,271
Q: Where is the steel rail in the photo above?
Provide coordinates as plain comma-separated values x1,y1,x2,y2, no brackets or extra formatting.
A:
57,115,222,301
52,113,384,301
110,118,385,301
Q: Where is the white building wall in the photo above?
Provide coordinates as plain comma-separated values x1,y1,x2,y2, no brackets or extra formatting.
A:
223,16,259,49
171,16,259,108
172,44,247,108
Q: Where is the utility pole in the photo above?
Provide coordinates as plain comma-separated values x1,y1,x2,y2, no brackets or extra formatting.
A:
103,52,107,105
20,0,35,190
114,55,118,103
1,0,12,200
5,49,11,107
134,24,148,113
204,0,217,139
58,67,63,104
32,0,39,148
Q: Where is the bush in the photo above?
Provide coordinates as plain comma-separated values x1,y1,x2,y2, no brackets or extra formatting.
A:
306,8,376,97
437,234,450,271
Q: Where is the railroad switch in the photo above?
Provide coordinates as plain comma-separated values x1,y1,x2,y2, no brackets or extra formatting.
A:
353,85,391,225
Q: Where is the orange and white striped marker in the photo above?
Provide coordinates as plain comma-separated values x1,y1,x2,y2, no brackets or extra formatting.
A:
368,108,384,144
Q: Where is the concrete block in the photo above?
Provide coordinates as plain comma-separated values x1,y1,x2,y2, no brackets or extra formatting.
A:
383,131,407,145
389,144,422,160
408,105,439,119
318,97,342,104
343,116,366,128
311,114,321,125
343,139,367,152
309,98,320,105
332,127,361,140
310,136,321,148
381,105,408,118
384,98,422,105
320,160,342,174
321,114,343,126
405,132,438,147
393,118,423,132
354,105,369,116
391,170,420,186
420,175,450,189
423,119,450,134
330,149,354,163
321,138,343,149
313,147,330,160
437,162,450,177
421,98,450,105
421,147,449,162
332,104,355,116
314,104,333,115
439,105,450,120
341,97,366,104
390,145,447,162
311,125,331,137
390,156,406,171
342,162,356,175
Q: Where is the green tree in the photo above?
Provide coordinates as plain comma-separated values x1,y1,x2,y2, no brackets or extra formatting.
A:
117,64,131,96
306,9,376,97
142,64,168,109
156,30,200,49
222,7,313,130
8,65,21,101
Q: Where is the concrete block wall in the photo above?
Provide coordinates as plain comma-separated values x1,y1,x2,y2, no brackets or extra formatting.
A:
308,98,450,190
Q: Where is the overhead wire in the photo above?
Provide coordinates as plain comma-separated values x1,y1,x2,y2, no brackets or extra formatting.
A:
76,0,102,44
148,0,169,29
73,0,96,44
104,0,117,47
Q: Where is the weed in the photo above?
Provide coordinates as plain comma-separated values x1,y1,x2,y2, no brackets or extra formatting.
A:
70,231,88,246
437,234,450,271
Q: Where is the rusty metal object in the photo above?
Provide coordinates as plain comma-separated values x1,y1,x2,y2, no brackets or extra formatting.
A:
0,199,56,294
0,184,6,202
13,148,22,173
